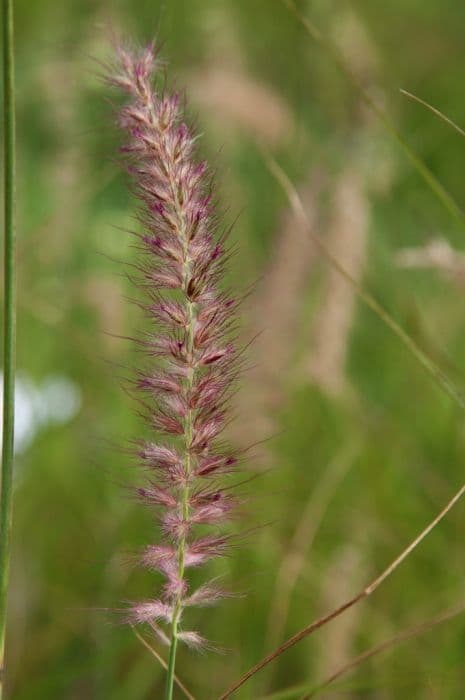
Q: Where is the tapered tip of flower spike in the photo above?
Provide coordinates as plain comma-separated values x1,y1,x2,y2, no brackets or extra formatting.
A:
108,42,160,94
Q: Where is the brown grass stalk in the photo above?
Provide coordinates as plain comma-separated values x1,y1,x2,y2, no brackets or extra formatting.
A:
217,480,465,698
305,164,368,395
299,601,465,699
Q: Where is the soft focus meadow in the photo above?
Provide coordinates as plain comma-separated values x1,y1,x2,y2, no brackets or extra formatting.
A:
4,0,465,697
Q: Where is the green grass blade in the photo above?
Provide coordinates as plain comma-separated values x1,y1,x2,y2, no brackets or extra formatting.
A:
0,0,16,695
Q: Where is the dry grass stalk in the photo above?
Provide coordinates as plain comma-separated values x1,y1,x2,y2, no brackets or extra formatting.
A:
188,6,293,147
304,8,393,396
190,66,293,146
314,538,367,698
218,480,465,698
299,600,465,699
305,164,369,395
230,175,323,454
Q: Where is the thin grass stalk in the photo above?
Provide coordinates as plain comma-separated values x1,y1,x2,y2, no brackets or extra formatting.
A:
299,601,465,699
0,0,16,695
217,481,465,698
164,630,178,700
283,0,465,231
400,89,465,139
257,601,465,699
263,150,465,413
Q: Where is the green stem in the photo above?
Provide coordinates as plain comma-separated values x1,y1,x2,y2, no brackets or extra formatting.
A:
164,193,196,697
164,631,179,700
0,0,16,696
164,303,195,699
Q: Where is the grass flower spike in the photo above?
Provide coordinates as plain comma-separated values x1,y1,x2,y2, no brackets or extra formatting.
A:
108,43,242,695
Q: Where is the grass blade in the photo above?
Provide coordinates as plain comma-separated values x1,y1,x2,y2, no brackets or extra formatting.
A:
0,0,16,695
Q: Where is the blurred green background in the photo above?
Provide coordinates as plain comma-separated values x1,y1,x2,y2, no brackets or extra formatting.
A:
3,0,465,697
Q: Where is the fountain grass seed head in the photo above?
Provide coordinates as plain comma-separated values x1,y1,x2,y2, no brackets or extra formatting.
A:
107,42,245,652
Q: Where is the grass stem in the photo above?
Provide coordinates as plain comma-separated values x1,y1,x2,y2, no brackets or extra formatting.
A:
218,481,465,698
0,0,16,695
165,633,179,700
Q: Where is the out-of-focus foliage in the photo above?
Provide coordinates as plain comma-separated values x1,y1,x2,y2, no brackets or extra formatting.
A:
3,0,465,697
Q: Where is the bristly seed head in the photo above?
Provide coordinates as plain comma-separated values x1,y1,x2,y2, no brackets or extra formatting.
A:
108,42,243,648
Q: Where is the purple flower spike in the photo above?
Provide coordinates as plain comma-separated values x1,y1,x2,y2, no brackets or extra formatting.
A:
108,43,243,651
